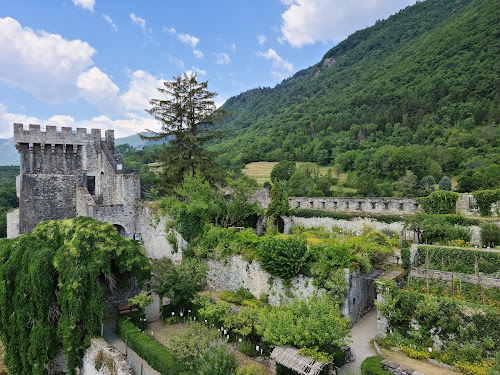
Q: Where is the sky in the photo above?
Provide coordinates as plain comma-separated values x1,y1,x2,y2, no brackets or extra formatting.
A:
0,0,417,139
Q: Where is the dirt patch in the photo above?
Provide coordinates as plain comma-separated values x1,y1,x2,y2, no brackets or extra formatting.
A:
0,340,8,374
379,347,462,375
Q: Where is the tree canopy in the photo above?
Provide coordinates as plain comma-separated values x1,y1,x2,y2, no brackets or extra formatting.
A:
0,217,150,375
142,72,227,192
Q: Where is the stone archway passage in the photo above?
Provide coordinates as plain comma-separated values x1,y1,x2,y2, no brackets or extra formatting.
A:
114,224,126,237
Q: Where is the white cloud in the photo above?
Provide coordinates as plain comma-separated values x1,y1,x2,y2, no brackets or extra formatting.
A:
257,34,267,45
178,33,199,48
169,56,185,70
214,53,231,65
77,67,120,112
163,27,176,34
192,66,207,76
230,43,236,53
103,14,118,31
130,13,151,34
256,48,293,78
73,0,95,12
119,70,164,111
47,115,76,128
193,49,204,59
280,0,417,48
0,17,96,102
0,103,40,138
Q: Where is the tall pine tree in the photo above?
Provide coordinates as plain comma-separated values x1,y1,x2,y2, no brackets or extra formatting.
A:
142,73,227,193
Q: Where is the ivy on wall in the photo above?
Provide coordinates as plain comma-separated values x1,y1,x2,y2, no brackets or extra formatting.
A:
473,189,500,217
0,217,150,375
417,190,459,215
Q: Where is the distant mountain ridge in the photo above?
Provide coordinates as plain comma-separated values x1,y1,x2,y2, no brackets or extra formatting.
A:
212,0,500,181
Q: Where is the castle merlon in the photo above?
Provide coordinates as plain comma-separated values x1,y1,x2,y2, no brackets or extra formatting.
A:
13,123,113,147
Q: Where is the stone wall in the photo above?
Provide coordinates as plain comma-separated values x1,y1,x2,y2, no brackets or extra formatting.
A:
135,203,183,262
411,268,500,288
205,255,376,324
6,208,19,238
289,197,420,215
81,339,133,375
19,174,77,233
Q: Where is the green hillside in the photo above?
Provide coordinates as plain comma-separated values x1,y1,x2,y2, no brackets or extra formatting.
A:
212,0,500,193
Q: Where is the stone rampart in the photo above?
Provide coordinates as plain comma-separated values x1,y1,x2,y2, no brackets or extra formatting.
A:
14,123,102,146
289,197,420,214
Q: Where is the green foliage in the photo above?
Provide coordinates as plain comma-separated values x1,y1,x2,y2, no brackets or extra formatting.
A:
0,217,150,375
0,167,18,238
128,291,153,309
418,191,459,214
270,161,296,183
480,222,500,247
168,323,235,375
219,288,260,307
395,170,419,197
158,172,263,244
292,209,403,224
117,318,178,374
406,214,473,244
196,225,261,260
151,257,208,311
439,176,452,191
360,356,392,375
376,280,500,366
401,248,411,271
142,73,228,193
257,294,350,355
267,181,290,217
237,364,266,375
209,0,500,198
255,236,310,280
416,245,500,276
473,190,500,217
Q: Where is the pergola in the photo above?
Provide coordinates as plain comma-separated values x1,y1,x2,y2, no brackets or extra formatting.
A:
270,346,336,375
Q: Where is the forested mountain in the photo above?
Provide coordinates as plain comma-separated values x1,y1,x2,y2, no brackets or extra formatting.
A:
212,0,500,192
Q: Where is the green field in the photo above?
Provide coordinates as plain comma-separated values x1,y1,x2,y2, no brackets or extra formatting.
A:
242,162,356,192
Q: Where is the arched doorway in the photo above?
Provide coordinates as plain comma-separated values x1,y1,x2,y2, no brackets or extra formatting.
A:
113,224,126,237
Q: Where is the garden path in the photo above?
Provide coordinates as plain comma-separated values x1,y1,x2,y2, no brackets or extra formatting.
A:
338,308,378,375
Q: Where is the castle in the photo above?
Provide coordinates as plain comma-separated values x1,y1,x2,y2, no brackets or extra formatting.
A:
7,124,141,239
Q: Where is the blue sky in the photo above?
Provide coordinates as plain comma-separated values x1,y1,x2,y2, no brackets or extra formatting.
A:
0,0,416,138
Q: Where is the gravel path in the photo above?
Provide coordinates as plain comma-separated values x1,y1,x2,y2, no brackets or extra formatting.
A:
338,308,378,375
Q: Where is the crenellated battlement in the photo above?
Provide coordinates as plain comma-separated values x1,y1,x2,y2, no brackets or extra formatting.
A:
13,123,112,146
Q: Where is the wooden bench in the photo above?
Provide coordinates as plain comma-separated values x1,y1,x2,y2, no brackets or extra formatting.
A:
118,304,139,315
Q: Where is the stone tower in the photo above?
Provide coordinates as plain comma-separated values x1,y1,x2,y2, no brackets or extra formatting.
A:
7,124,141,238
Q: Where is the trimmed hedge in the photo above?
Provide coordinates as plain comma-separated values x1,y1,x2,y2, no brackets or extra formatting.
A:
417,245,500,275
291,209,403,224
360,356,392,375
117,317,179,374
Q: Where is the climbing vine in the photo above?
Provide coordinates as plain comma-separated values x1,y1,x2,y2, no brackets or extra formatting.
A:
0,217,150,375
473,189,500,217
417,190,459,214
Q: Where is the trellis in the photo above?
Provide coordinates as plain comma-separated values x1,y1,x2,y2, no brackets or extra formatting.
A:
270,346,335,375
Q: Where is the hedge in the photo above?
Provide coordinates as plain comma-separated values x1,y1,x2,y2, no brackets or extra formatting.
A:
360,356,392,375
117,317,179,374
417,191,459,215
291,209,403,224
416,245,500,275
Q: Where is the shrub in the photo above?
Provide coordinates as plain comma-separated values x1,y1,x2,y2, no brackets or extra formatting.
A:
480,222,500,247
237,364,266,375
237,339,258,357
255,236,310,280
117,318,178,374
401,248,411,271
360,356,392,375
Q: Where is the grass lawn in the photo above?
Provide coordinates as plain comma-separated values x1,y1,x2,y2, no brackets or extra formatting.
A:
242,161,347,185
